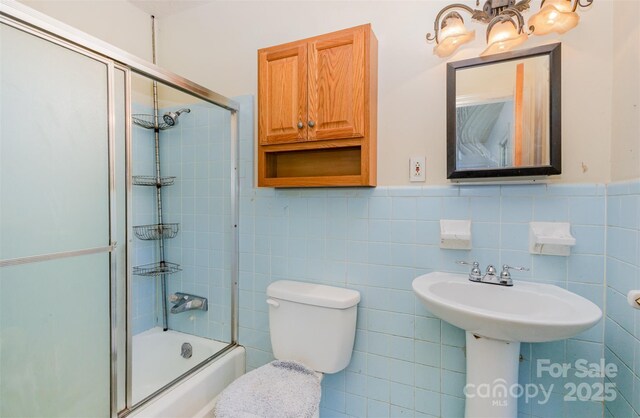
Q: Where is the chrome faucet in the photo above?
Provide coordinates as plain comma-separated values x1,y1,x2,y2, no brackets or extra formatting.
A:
456,261,529,287
169,292,208,314
481,265,501,285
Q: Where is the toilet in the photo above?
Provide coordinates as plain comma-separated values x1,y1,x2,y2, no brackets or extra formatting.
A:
214,280,361,418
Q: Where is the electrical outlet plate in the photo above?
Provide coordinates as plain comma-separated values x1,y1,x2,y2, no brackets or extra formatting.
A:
410,156,426,182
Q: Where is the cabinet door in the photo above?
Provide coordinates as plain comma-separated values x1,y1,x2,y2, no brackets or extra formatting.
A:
308,27,365,141
258,42,307,144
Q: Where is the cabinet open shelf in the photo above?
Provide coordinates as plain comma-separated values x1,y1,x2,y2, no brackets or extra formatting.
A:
260,144,375,187
266,146,361,178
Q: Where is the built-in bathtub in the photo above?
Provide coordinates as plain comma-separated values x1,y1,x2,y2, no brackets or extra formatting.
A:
130,328,245,417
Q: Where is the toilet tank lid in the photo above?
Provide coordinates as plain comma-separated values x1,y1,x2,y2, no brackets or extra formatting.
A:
267,280,360,309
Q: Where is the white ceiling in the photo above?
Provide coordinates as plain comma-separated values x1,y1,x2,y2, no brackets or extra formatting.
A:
128,0,211,18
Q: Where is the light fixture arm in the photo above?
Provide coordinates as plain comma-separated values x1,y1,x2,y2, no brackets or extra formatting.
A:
510,0,532,14
426,3,490,44
574,0,594,10
539,0,593,12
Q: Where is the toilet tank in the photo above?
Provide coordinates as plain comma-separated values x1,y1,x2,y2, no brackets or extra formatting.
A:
266,281,360,374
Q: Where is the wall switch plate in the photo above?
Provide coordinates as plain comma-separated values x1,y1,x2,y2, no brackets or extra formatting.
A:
410,156,426,182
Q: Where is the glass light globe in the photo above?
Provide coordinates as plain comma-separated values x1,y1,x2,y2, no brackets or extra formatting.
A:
529,0,580,35
481,20,528,56
434,13,476,58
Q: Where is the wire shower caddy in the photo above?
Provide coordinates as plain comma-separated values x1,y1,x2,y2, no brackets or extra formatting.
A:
133,223,179,240
133,261,182,277
132,114,171,130
132,175,176,187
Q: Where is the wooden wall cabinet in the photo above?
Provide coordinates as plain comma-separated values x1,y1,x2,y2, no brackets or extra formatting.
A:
258,24,378,187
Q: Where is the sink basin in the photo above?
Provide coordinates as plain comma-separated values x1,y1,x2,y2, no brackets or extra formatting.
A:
412,272,602,417
412,272,602,342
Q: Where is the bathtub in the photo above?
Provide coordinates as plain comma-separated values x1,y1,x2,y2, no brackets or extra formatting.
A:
130,327,245,418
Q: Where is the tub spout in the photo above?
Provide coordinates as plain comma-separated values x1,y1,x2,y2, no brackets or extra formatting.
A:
169,292,208,314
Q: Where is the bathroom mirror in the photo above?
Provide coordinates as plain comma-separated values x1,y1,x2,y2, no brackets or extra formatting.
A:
447,43,561,179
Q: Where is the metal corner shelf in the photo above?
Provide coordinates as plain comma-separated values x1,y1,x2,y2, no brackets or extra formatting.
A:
132,261,182,277
133,176,176,187
133,223,179,240
132,114,171,130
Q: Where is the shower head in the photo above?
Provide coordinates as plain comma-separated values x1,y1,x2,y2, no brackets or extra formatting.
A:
162,108,190,127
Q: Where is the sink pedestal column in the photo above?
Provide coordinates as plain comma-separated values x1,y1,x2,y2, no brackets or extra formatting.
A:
465,332,520,418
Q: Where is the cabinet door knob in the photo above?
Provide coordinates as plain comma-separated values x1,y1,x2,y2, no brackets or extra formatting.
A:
308,120,315,128
297,121,304,129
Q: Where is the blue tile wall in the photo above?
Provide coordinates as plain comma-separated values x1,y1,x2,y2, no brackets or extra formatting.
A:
605,180,640,418
160,103,233,342
236,96,609,418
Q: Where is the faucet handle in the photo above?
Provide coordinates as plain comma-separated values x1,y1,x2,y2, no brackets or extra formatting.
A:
499,264,529,285
501,264,529,273
456,260,482,281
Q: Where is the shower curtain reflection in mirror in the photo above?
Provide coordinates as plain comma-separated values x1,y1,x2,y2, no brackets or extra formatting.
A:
455,54,551,171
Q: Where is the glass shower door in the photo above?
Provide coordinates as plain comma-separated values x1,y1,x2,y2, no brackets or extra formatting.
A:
0,22,114,417
128,73,236,406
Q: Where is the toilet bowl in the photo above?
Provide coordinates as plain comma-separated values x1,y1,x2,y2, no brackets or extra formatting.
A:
214,280,360,418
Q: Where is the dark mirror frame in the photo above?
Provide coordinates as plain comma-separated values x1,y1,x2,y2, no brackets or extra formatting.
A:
446,43,562,179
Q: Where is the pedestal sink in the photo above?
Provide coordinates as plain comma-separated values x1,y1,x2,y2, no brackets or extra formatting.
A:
412,272,602,418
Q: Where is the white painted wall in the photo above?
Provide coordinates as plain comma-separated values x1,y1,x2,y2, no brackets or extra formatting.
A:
611,0,640,182
16,0,620,185
157,1,614,185
19,0,153,62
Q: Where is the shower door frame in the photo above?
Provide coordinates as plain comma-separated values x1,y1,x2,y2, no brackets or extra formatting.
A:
0,2,240,417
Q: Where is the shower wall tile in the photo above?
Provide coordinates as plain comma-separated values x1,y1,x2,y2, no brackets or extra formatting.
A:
605,179,640,418
188,102,231,341
234,96,612,417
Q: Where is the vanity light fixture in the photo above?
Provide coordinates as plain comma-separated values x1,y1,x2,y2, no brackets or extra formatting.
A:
427,0,592,57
